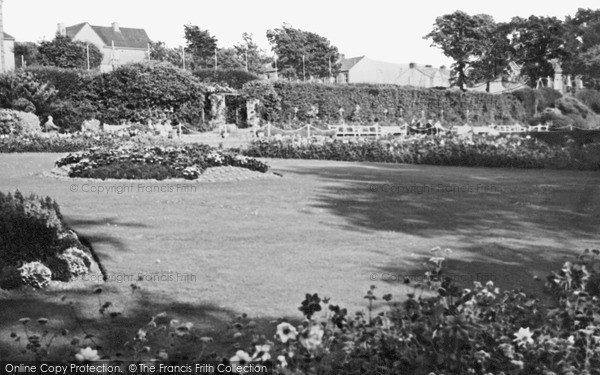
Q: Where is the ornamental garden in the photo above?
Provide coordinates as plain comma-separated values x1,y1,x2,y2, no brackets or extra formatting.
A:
0,62,599,374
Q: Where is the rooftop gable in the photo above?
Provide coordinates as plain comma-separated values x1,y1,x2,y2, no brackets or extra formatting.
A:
66,22,151,49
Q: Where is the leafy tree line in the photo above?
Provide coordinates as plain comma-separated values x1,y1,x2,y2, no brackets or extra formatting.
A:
16,23,341,82
425,8,600,91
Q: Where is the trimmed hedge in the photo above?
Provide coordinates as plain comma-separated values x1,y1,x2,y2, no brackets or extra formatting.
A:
239,81,600,130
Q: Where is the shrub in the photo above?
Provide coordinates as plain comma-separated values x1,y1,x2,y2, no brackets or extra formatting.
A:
92,62,207,126
576,88,600,115
46,253,88,282
16,262,52,289
0,71,58,118
555,96,600,129
193,68,259,90
0,109,41,135
0,191,96,289
244,134,600,170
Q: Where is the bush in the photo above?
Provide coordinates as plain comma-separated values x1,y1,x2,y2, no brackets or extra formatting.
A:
244,134,600,170
0,109,41,135
576,89,600,115
91,62,207,126
16,261,52,289
555,96,600,129
0,191,95,289
193,69,259,90
0,71,58,118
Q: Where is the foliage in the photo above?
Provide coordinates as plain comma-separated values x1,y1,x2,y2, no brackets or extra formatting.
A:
10,247,600,375
184,25,218,70
233,32,273,75
90,62,207,126
241,81,535,126
576,88,600,114
55,145,269,180
244,134,600,170
193,69,259,90
0,71,58,118
38,35,102,70
0,109,41,135
266,24,340,80
13,41,40,68
149,41,183,68
0,191,95,289
425,11,500,90
564,9,600,89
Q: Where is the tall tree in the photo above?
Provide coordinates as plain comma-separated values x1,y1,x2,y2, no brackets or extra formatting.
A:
149,41,183,68
184,25,217,69
564,8,600,88
506,16,566,85
266,24,340,80
424,11,498,91
38,35,102,69
234,33,272,75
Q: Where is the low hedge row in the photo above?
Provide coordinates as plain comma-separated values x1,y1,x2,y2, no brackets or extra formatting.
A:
243,134,600,170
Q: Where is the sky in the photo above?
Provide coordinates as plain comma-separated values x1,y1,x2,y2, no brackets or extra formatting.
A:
4,0,600,67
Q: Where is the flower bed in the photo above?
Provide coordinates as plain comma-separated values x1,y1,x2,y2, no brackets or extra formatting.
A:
0,191,99,289
11,247,600,375
244,134,600,170
55,145,269,180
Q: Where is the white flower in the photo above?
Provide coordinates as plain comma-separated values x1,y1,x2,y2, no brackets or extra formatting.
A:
300,325,324,351
251,344,271,361
275,322,298,343
277,355,287,368
75,347,100,362
513,327,534,346
230,350,252,365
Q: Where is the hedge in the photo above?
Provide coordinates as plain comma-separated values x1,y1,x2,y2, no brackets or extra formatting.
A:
240,81,588,128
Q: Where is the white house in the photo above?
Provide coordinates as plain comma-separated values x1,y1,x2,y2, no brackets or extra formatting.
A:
2,31,14,71
58,22,151,72
336,56,450,88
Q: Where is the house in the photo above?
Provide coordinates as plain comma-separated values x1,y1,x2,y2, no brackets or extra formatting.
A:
2,32,15,72
58,22,151,72
336,56,450,88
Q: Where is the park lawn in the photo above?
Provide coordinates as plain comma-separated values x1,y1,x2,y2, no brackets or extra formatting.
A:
0,153,599,359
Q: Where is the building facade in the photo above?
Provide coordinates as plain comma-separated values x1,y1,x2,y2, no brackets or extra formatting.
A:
336,56,450,88
59,22,151,72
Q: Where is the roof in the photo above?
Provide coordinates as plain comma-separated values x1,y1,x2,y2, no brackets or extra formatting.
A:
2,32,15,41
67,22,151,49
339,56,365,71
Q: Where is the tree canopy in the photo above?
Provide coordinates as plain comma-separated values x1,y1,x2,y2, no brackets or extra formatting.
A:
266,24,340,80
37,35,102,70
425,8,600,91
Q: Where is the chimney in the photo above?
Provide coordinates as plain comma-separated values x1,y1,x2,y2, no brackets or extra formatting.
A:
57,23,66,37
112,22,120,32
409,62,416,69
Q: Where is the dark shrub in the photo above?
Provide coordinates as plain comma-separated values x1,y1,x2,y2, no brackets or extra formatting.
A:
193,69,259,90
576,88,600,114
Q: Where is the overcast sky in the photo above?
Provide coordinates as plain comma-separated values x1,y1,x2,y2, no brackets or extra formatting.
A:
5,0,600,67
